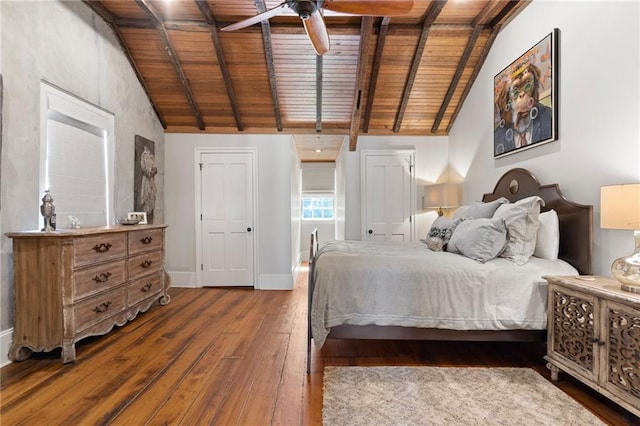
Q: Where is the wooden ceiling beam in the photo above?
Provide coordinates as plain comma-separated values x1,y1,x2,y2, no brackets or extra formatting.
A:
135,0,206,130
445,0,528,133
392,0,447,133
82,0,166,128
113,18,373,35
431,1,494,133
194,0,244,131
362,17,390,134
349,16,374,151
256,0,283,132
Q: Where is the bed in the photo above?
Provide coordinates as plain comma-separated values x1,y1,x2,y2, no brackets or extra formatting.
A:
306,168,593,373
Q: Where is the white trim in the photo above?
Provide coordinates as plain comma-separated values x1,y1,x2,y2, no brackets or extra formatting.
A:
360,149,416,241
258,274,293,290
166,270,197,288
194,147,258,288
1,328,14,367
39,80,115,225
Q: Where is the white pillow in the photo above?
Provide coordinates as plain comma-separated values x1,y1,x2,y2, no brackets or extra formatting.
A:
493,196,544,265
534,209,559,260
446,217,508,263
453,197,509,220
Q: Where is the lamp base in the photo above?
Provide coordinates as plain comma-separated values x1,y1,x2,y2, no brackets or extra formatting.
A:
620,283,640,294
611,230,640,293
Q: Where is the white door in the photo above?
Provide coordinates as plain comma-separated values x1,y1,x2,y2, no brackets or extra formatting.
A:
199,151,254,286
362,150,415,241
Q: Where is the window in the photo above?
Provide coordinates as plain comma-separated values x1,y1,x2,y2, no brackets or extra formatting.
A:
301,162,335,221
40,81,115,227
302,197,334,220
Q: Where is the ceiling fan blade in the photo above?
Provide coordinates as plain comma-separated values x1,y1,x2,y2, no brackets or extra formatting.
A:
323,0,414,16
303,11,330,55
220,2,288,32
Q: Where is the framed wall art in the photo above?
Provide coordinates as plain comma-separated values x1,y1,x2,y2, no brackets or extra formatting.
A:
134,135,157,224
494,29,559,158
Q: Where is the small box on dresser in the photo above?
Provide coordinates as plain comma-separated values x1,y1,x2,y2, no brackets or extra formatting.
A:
6,224,170,363
543,275,640,418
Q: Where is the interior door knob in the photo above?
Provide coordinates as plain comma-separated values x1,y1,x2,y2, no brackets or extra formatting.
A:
368,229,373,234
247,227,252,232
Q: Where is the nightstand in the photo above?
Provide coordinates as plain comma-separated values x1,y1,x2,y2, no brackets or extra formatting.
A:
543,275,640,418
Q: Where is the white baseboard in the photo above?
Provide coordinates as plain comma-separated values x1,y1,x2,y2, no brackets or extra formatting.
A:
1,328,13,367
258,273,293,290
167,270,295,290
167,270,197,288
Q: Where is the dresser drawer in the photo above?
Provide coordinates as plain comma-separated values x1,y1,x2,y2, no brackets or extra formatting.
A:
128,250,163,280
74,233,126,268
74,286,126,332
127,271,163,306
73,260,126,301
128,229,163,255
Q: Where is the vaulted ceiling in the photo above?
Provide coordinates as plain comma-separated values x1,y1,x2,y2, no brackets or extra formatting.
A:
83,0,529,161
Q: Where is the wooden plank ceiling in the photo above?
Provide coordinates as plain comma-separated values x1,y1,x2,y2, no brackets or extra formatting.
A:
83,0,529,161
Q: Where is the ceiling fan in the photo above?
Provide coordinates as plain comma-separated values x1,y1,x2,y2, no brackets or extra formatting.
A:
220,0,414,55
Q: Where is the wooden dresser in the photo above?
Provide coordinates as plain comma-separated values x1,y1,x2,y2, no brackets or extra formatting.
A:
543,275,640,418
7,224,170,363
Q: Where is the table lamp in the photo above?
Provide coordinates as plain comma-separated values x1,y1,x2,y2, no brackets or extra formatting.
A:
424,183,460,216
600,183,640,293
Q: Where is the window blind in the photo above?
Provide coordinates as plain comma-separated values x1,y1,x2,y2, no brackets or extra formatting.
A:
301,163,335,193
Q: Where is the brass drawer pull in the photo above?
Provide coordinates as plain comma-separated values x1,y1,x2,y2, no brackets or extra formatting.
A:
140,260,153,268
140,236,153,244
92,242,112,253
141,283,153,292
93,301,112,313
92,272,112,283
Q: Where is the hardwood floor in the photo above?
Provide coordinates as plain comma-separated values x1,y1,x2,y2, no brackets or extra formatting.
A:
1,264,637,425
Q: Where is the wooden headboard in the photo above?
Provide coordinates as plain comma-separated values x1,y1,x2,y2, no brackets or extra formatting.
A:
482,168,593,275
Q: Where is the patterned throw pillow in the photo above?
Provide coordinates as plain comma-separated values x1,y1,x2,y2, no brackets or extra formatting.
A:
426,217,464,251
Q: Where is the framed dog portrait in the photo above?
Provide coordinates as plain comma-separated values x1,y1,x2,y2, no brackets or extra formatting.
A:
127,211,147,225
494,29,559,158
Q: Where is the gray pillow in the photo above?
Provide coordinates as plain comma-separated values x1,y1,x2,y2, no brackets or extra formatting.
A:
493,196,545,265
426,217,464,251
446,217,508,262
453,197,509,220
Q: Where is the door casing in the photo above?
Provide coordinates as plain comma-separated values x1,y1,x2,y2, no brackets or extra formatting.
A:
360,149,416,241
194,147,258,288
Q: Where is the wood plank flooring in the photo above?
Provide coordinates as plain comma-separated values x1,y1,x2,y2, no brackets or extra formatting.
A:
1,264,637,425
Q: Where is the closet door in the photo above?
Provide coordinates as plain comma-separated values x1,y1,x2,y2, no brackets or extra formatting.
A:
199,151,255,287
361,150,415,241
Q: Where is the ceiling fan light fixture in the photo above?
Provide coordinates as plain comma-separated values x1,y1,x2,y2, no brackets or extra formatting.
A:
288,0,318,20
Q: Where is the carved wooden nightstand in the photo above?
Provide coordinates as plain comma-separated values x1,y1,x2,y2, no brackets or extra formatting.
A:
543,275,640,418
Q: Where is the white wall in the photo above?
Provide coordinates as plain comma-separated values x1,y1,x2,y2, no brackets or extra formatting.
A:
164,133,296,290
290,138,301,280
0,0,164,365
449,0,640,276
338,135,450,241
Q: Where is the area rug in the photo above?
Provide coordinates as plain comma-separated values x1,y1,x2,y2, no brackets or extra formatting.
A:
323,366,605,426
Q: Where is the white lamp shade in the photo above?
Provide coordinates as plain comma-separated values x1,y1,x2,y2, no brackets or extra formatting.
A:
424,183,460,209
600,183,640,230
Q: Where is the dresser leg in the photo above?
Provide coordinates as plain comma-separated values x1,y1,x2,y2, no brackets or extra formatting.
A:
546,362,559,381
160,271,171,305
8,344,32,362
62,343,76,363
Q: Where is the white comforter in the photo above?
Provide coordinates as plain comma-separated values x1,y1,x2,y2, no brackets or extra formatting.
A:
310,240,578,348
